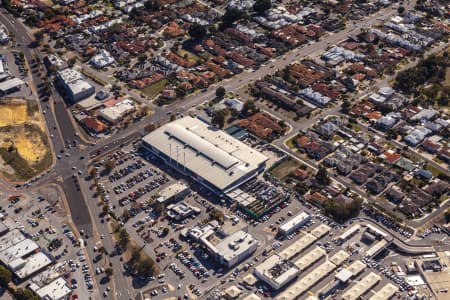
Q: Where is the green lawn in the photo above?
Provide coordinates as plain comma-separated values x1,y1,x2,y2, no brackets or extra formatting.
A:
426,164,443,177
176,49,201,64
285,136,297,149
142,80,168,99
270,159,302,180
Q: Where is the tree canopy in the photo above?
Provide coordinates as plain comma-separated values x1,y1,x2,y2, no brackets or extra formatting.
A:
188,23,207,40
315,166,331,186
215,86,226,98
253,0,272,14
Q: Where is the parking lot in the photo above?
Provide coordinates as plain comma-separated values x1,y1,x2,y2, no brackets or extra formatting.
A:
0,186,98,300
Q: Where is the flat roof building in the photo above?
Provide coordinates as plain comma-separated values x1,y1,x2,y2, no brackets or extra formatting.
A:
56,68,94,102
90,49,115,68
30,277,72,300
203,230,258,268
156,181,190,204
0,78,24,94
254,254,300,290
13,252,53,280
341,272,381,300
0,239,39,264
278,233,317,260
167,201,201,221
99,98,136,124
141,117,268,194
0,229,26,252
278,211,311,236
337,224,361,243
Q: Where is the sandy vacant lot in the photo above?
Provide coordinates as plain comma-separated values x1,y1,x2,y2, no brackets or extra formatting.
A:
0,99,51,180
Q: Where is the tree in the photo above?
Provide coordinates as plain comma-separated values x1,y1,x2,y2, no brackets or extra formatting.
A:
14,288,39,300
445,208,450,223
67,57,76,68
188,23,207,40
222,8,243,27
211,110,226,129
215,86,226,98
397,6,405,14
138,53,148,64
153,201,165,215
33,30,44,44
0,265,12,287
341,99,351,113
315,166,330,186
209,208,225,223
242,100,257,116
105,267,113,277
121,209,130,221
118,228,130,249
253,0,272,15
105,159,116,171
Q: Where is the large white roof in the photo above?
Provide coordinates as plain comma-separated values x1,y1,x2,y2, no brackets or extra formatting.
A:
0,239,39,264
341,272,381,300
35,278,72,300
278,233,317,260
142,117,268,192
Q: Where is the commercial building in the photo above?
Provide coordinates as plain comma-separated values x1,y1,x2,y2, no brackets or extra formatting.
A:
156,182,190,204
12,252,53,280
0,239,39,264
337,224,361,244
167,201,201,221
98,98,136,124
341,272,381,300
141,117,268,195
56,68,95,102
29,277,72,300
45,55,66,71
254,254,300,290
0,77,24,95
202,230,258,268
278,211,311,235
90,49,115,68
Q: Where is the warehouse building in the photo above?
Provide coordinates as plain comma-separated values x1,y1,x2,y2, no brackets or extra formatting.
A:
0,77,25,95
278,211,311,236
56,68,94,102
254,254,300,290
141,117,268,195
